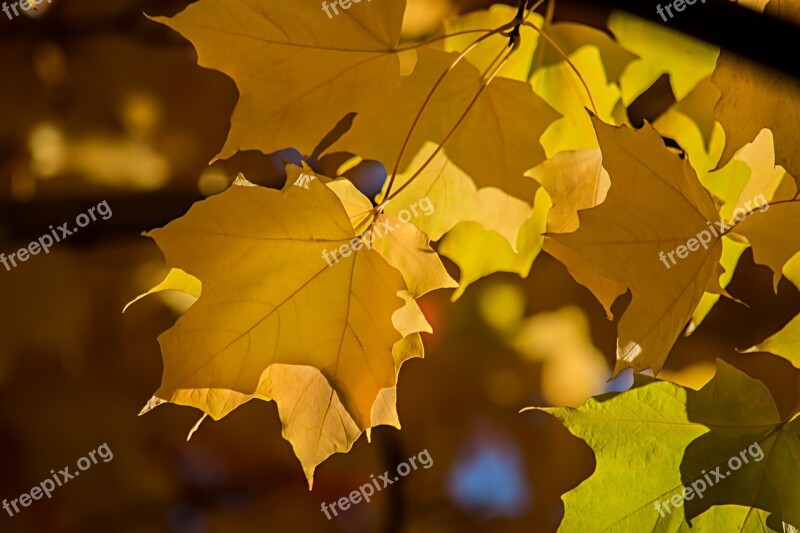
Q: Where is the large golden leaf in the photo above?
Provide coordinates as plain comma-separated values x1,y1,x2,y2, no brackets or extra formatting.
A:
144,175,409,432
733,202,800,291
527,149,627,319
713,0,800,179
551,117,725,374
331,48,559,203
133,265,430,487
152,0,408,159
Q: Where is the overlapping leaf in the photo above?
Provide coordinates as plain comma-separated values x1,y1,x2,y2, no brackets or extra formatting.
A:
331,47,559,203
527,361,800,531
439,187,551,300
550,117,725,374
133,261,431,487
136,165,458,484
608,11,719,104
153,0,409,159
527,149,626,319
713,0,800,180
746,253,800,368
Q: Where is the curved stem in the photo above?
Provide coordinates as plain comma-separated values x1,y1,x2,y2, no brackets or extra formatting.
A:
530,0,554,74
386,46,515,203
721,198,800,237
383,22,518,199
526,0,547,21
522,20,599,115
786,397,800,422
543,0,556,25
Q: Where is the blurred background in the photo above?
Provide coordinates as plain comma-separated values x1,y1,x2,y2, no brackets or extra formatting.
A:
1,0,799,531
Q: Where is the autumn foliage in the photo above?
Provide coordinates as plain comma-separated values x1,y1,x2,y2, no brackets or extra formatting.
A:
119,0,800,529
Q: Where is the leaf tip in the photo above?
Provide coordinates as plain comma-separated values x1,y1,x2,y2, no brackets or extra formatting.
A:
737,345,760,354
139,395,166,416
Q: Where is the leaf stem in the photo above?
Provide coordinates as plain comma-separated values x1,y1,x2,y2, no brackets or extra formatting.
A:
522,20,599,115
720,198,800,237
385,45,516,203
383,22,518,200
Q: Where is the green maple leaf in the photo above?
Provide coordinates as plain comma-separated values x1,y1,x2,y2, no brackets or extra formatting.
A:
525,361,800,531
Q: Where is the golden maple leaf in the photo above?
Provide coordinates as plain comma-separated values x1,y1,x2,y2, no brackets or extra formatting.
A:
551,117,726,374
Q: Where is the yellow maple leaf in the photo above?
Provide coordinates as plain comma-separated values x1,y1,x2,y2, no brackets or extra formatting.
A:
608,11,719,104
152,0,409,159
439,187,551,300
713,0,800,180
131,260,431,488
331,48,558,203
144,176,407,430
526,149,626,319
530,45,621,156
551,117,725,374
135,164,455,485
733,202,800,292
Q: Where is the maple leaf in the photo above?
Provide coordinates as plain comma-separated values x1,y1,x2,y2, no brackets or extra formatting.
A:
152,0,409,159
688,131,796,332
439,186,551,300
526,149,626,319
525,361,800,531
132,263,430,487
550,117,725,374
143,174,408,430
444,5,636,85
330,47,559,203
136,165,453,484
713,0,800,180
608,11,719,104
733,202,800,291
745,253,800,368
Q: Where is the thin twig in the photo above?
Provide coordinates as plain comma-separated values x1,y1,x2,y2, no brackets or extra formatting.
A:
522,20,599,115
383,22,518,199
385,45,517,203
